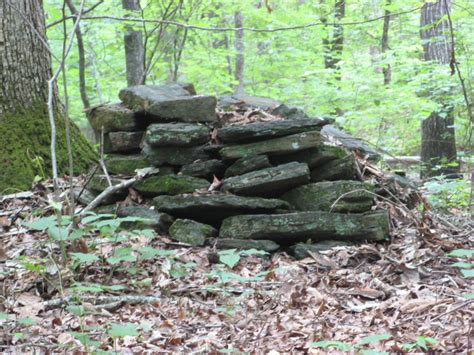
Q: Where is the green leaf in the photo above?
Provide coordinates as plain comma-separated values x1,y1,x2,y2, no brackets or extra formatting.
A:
108,323,139,338
24,216,56,231
17,317,36,325
416,336,438,351
70,332,101,348
0,312,9,320
357,333,392,346
241,249,268,256
461,269,474,278
138,246,175,260
309,340,352,351
463,293,474,299
70,253,99,264
451,262,472,269
48,226,70,241
448,249,473,258
218,250,241,268
66,305,87,317
361,351,389,355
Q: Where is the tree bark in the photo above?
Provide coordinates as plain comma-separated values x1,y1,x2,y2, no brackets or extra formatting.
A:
381,0,392,85
122,0,145,86
234,11,244,95
65,0,90,109
0,0,96,192
420,0,458,178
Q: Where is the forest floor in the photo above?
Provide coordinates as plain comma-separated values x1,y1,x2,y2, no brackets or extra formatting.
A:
0,182,473,353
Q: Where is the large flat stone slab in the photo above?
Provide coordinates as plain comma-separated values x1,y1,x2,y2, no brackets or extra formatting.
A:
119,84,217,123
145,123,210,147
219,131,321,160
133,175,209,197
217,119,326,143
86,103,137,133
224,155,271,178
104,131,144,153
281,180,374,213
221,162,310,196
104,154,150,175
207,238,280,252
143,142,211,166
219,211,390,243
180,160,226,179
271,145,347,169
153,194,290,224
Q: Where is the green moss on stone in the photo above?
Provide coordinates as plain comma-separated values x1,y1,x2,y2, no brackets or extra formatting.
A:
104,154,150,175
0,103,97,193
133,174,209,197
169,218,217,246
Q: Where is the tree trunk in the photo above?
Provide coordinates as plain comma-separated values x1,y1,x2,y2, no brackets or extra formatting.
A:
420,0,458,178
234,11,245,95
122,0,145,86
381,0,392,85
321,0,345,81
0,0,96,192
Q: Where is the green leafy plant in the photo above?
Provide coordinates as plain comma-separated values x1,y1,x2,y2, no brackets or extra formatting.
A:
401,336,439,351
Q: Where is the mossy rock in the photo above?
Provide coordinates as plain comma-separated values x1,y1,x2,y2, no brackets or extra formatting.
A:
217,119,326,143
169,219,217,246
86,103,136,133
143,142,211,166
221,162,310,197
281,180,374,213
219,210,390,243
219,131,321,159
180,159,226,179
145,123,210,147
291,241,353,260
310,154,358,181
104,131,144,153
104,154,150,175
224,155,271,178
133,175,209,197
208,238,280,252
272,145,347,169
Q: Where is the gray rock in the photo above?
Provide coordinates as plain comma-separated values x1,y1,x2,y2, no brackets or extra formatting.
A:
322,125,381,161
133,175,209,197
145,123,210,147
271,145,348,169
310,155,358,181
219,210,390,243
208,238,280,252
221,162,310,197
219,94,281,111
119,84,217,123
217,119,326,143
271,104,311,120
104,131,144,153
169,219,217,246
86,103,136,133
224,155,272,178
104,154,150,175
292,241,353,260
180,160,226,179
281,180,374,213
153,194,290,224
142,142,211,166
219,131,321,159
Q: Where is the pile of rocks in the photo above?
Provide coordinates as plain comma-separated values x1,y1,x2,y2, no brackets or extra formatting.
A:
84,83,390,258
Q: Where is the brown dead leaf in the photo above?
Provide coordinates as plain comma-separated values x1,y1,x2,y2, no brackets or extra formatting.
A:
399,298,443,314
208,176,222,192
306,251,338,268
346,287,385,300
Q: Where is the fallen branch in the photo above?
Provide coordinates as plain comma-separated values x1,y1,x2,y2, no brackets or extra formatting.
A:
81,177,137,213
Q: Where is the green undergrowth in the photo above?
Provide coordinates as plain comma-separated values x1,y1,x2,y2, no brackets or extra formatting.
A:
0,103,97,193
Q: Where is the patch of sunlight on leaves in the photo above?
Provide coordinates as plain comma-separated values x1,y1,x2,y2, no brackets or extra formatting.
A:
309,340,352,351
108,323,139,338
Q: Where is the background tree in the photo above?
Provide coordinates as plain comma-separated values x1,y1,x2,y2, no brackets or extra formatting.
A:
420,0,458,178
0,0,96,192
234,10,245,95
122,0,145,85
